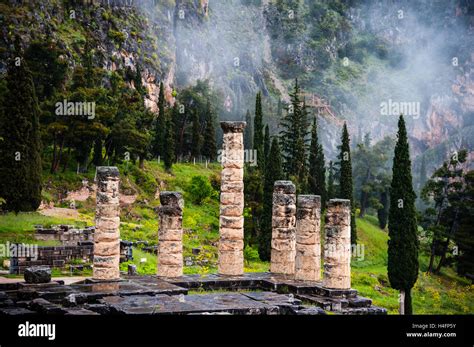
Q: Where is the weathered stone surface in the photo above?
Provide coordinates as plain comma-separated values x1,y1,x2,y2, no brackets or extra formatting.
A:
220,204,244,217
218,239,244,252
24,266,51,284
159,216,183,231
128,264,137,276
220,121,246,133
270,181,296,275
273,180,297,194
218,122,246,276
295,195,321,281
323,199,351,289
158,192,184,278
159,191,184,209
94,167,120,281
220,192,244,206
220,227,244,240
221,167,244,181
94,241,120,257
221,181,244,193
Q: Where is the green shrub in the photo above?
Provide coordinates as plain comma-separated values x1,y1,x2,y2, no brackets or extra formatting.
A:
244,245,260,263
187,176,213,205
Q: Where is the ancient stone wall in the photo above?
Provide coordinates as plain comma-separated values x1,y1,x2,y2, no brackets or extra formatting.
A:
295,195,321,281
323,199,351,289
270,181,297,275
157,192,184,278
218,121,246,276
93,167,121,281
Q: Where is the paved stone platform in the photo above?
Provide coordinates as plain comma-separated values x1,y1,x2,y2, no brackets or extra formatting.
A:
0,273,386,315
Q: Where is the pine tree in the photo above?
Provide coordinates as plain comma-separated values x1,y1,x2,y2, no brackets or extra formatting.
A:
279,79,309,183
259,137,283,260
308,117,327,207
153,81,166,158
202,98,217,161
338,122,356,243
388,115,419,315
244,109,253,151
455,170,474,277
191,110,202,158
253,92,264,169
0,54,42,211
163,110,175,171
263,124,270,169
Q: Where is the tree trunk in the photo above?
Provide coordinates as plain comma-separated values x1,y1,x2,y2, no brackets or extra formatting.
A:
427,242,436,273
139,156,144,169
404,288,413,315
50,135,57,174
62,147,71,172
434,208,460,274
399,290,405,315
55,136,65,173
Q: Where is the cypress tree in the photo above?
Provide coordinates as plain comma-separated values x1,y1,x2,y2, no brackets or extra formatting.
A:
263,124,270,169
377,189,389,230
191,110,202,158
244,109,253,151
387,115,419,315
153,81,166,158
308,117,327,207
202,98,217,161
253,92,264,169
327,160,335,200
338,122,357,243
0,54,42,212
259,137,283,260
163,110,175,171
279,79,309,183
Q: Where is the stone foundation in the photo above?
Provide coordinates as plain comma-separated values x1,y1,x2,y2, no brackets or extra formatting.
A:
158,192,184,278
218,121,246,276
93,167,121,281
295,195,321,281
323,199,351,289
270,181,296,275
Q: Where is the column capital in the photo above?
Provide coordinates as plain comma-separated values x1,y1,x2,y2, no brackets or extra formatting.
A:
220,121,246,133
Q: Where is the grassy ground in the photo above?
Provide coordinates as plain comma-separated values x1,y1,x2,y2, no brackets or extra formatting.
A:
0,162,472,314
351,216,473,314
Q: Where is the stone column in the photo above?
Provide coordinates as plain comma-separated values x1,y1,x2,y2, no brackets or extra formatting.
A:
270,181,296,275
93,167,120,281
158,192,184,278
218,121,246,276
323,199,351,289
295,195,321,281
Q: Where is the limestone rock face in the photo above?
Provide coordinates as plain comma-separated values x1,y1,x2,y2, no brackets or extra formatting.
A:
270,181,296,275
218,121,246,276
93,167,121,281
323,199,351,289
295,195,321,281
158,192,184,278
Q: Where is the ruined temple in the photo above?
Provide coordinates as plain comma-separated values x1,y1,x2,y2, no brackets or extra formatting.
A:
0,122,385,315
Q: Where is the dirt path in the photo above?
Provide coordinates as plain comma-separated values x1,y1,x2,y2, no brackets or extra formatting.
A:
39,207,80,219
